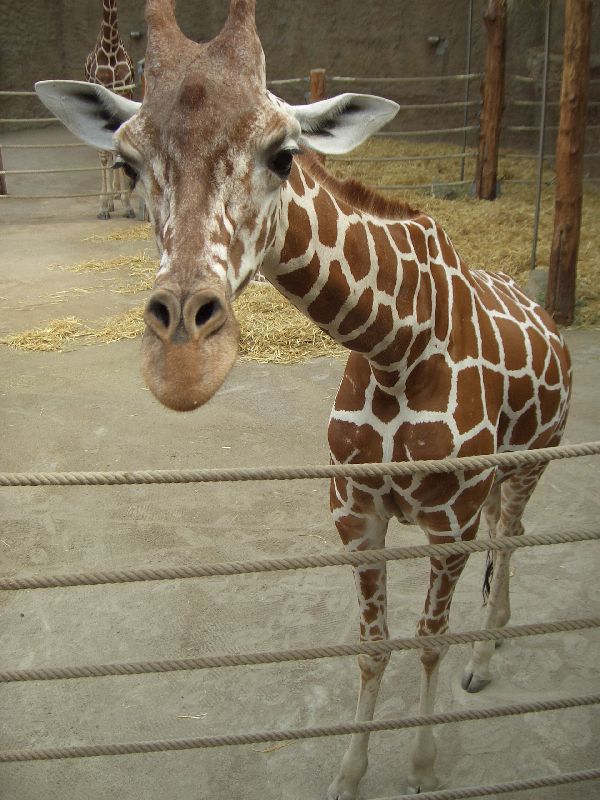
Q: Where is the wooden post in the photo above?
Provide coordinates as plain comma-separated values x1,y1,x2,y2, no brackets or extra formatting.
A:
546,0,592,325
309,68,326,103
474,0,506,200
309,69,327,164
0,147,7,196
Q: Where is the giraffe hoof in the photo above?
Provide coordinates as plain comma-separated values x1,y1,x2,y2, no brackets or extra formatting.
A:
406,776,440,794
326,788,356,800
97,211,111,220
123,209,136,219
326,776,358,799
461,670,491,693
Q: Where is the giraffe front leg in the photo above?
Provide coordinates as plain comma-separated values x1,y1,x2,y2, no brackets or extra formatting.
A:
327,510,390,800
328,648,390,800
408,549,470,794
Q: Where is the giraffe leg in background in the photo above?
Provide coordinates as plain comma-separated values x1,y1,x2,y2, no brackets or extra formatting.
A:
327,509,390,800
407,538,473,794
113,161,136,218
482,482,504,650
97,150,112,219
462,467,546,693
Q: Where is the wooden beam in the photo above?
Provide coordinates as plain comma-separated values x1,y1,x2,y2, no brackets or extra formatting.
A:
475,0,507,200
546,0,592,325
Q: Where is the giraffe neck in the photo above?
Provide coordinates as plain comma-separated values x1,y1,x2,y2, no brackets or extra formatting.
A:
100,0,120,45
85,0,134,94
261,155,450,374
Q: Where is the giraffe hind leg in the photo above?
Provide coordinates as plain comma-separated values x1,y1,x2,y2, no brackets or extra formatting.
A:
461,466,546,693
480,482,503,627
114,164,136,218
97,150,112,219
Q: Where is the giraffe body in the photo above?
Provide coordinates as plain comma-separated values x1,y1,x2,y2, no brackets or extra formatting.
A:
35,2,571,795
261,153,570,794
84,0,136,219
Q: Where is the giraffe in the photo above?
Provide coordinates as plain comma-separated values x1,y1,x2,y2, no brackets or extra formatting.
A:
35,0,572,795
84,0,136,219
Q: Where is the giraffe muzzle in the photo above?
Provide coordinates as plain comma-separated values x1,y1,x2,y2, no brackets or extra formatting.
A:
144,287,226,344
141,286,240,412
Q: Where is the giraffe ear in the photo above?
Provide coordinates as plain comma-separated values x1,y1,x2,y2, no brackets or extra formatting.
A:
34,80,140,151
291,93,399,155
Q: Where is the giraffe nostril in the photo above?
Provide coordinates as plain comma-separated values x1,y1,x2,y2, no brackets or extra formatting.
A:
195,298,221,328
148,298,171,330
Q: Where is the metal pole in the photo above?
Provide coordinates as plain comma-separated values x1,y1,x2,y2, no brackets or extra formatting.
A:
0,148,6,195
460,0,474,181
530,0,552,270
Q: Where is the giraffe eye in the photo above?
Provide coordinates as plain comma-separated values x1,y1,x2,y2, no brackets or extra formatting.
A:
268,148,296,180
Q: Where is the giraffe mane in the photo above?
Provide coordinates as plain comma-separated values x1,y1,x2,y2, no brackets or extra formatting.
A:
298,149,420,221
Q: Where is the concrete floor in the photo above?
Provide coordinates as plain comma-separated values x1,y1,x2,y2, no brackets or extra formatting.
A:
0,127,599,800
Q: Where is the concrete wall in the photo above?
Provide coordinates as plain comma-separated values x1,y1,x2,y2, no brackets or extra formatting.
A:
1,1,598,151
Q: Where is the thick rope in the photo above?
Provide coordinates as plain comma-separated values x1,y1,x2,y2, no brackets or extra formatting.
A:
0,617,596,684
374,768,600,800
267,77,308,85
373,126,479,137
0,142,88,149
329,73,483,83
378,181,472,190
0,85,135,98
0,166,101,176
332,153,478,163
0,191,123,201
1,441,598,488
1,529,597,592
0,694,596,763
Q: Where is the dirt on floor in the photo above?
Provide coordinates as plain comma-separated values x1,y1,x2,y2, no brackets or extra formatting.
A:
0,126,599,800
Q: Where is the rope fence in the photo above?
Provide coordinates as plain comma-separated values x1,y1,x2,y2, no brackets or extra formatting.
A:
0,191,125,200
373,768,600,800
1,694,597,763
328,73,483,84
0,617,597,684
0,142,88,148
0,166,102,176
1,529,597,591
0,85,135,97
1,440,598,487
1,441,598,799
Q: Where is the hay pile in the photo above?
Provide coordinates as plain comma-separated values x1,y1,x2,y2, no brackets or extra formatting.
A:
61,251,157,294
2,284,345,361
234,283,345,363
84,224,152,243
1,317,85,352
3,137,599,357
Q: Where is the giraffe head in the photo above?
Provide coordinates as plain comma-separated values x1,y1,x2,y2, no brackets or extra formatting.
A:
36,0,399,411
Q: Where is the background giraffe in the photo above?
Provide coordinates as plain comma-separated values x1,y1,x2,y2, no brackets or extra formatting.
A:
84,0,136,219
36,0,572,796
